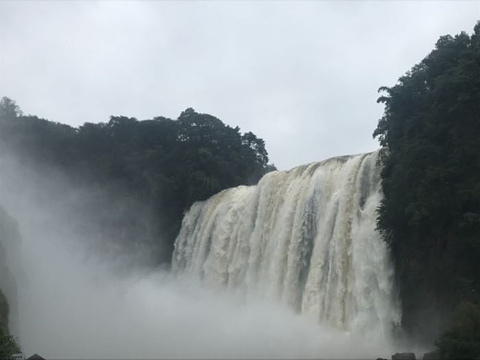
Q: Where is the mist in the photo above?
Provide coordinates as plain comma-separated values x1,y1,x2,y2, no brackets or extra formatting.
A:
0,155,405,359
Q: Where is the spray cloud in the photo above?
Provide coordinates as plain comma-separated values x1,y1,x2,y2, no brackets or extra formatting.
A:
0,154,403,359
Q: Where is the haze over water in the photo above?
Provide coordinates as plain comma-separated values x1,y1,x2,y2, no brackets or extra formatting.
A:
0,154,409,359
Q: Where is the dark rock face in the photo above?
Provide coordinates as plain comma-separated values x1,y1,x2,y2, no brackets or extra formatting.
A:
392,353,416,360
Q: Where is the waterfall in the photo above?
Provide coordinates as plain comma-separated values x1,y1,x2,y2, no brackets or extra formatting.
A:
173,150,400,335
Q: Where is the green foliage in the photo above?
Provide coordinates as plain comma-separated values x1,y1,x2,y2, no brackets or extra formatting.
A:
0,337,19,359
373,22,480,342
0,327,20,359
0,102,275,262
0,290,19,359
0,291,8,334
0,97,22,119
436,302,480,359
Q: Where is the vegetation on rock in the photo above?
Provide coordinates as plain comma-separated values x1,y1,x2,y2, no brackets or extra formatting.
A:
0,291,19,359
0,327,20,359
374,22,480,357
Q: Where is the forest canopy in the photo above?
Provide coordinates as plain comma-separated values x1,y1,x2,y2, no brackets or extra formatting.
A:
0,98,275,262
373,22,480,355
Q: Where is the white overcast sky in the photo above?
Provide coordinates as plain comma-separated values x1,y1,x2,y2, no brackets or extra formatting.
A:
1,1,479,170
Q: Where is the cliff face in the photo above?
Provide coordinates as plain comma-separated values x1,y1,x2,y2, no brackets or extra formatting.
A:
0,207,20,335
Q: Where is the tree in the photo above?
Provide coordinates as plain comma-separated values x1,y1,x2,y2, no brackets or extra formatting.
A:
373,22,480,344
0,100,275,264
0,97,22,119
0,290,19,359
0,328,20,359
436,302,480,359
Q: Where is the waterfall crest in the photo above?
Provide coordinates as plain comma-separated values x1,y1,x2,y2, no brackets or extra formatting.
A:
173,151,400,335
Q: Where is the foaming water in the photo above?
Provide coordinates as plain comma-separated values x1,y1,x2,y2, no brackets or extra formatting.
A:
0,153,401,359
174,151,401,349
11,219,396,359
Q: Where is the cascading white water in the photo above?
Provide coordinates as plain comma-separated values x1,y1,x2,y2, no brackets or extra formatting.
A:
173,150,401,337
0,152,405,358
